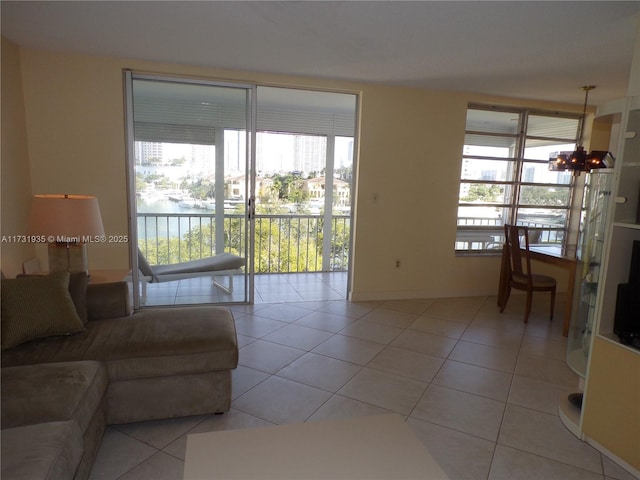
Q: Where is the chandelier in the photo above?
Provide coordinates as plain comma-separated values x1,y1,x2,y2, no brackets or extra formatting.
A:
548,85,614,176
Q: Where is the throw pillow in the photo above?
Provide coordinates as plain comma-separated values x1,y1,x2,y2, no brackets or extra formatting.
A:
1,271,86,350
16,271,89,324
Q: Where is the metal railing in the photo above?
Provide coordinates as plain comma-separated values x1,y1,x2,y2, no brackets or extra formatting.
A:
137,213,350,273
456,217,566,251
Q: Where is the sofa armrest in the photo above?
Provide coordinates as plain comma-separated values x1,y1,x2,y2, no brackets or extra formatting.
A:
87,281,131,321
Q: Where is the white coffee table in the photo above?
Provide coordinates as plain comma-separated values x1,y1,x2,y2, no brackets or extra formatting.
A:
183,414,448,479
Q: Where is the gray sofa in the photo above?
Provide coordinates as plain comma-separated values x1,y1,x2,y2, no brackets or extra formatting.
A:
1,272,239,480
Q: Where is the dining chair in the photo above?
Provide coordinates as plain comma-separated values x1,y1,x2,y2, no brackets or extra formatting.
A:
500,224,557,323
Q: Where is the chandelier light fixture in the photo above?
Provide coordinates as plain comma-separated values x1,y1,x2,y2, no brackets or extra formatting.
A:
548,85,614,176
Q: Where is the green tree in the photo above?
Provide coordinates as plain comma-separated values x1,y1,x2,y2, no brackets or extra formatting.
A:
462,184,503,202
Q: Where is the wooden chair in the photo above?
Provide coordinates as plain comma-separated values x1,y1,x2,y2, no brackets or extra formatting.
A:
500,224,557,323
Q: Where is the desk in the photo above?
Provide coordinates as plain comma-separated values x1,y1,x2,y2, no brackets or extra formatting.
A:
183,414,449,479
498,244,577,336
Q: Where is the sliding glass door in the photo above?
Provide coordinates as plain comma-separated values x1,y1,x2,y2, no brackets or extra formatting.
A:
125,72,254,307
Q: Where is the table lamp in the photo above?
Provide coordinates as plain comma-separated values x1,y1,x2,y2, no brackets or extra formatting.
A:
28,194,105,273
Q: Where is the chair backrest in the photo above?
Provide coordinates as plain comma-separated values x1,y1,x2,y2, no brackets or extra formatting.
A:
504,224,533,283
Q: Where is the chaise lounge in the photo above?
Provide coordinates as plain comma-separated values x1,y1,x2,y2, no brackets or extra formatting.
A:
137,249,245,302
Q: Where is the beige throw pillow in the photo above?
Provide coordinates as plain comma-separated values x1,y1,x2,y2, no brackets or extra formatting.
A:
1,271,86,350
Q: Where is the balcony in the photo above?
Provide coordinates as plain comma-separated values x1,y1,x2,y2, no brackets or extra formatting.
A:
137,212,350,304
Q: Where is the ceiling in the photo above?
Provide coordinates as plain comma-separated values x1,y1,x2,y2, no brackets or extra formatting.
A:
2,1,639,106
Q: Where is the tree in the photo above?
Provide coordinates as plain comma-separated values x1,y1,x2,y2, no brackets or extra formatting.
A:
462,184,503,203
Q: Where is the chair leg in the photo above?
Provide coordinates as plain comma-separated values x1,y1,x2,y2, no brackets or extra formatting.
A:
140,279,148,304
499,287,511,313
212,274,233,295
524,291,533,324
549,287,556,321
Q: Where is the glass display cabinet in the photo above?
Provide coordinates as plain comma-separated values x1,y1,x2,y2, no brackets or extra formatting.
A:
566,169,614,378
559,97,640,477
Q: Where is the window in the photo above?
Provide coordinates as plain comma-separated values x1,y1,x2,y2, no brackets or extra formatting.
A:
455,104,581,253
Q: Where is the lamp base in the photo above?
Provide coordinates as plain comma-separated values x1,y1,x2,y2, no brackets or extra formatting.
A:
48,243,88,274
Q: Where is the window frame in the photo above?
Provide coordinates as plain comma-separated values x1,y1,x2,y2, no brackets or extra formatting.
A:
456,103,582,255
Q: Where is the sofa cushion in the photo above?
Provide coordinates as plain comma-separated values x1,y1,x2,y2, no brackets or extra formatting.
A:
1,421,84,480
1,271,85,351
1,306,238,380
1,361,108,433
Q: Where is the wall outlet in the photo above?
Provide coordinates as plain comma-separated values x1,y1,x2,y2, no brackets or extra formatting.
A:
395,259,401,269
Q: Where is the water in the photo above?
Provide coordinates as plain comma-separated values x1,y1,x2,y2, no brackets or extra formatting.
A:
137,197,220,242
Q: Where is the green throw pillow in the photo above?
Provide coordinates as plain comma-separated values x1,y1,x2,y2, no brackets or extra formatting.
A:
1,271,86,350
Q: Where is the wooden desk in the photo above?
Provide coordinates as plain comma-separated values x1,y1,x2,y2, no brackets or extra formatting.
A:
498,244,577,336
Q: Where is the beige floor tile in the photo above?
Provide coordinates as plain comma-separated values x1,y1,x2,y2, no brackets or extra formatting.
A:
519,335,569,361
339,318,404,344
239,339,305,373
412,384,505,441
233,376,332,424
391,329,458,358
469,313,527,335
508,375,575,415
489,445,604,480
359,307,418,328
263,324,334,351
276,352,362,392
515,353,579,386
367,346,445,383
409,314,469,339
381,298,434,315
450,340,519,373
253,303,314,322
498,404,603,473
461,324,523,351
306,394,395,422
89,428,156,480
118,451,184,480
233,314,288,338
407,417,495,480
433,360,512,402
231,365,270,399
317,300,378,319
423,296,486,322
294,310,357,332
311,334,385,365
338,367,427,415
112,415,208,450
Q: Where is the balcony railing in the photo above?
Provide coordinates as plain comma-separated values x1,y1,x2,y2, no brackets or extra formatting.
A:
456,217,566,251
137,213,350,273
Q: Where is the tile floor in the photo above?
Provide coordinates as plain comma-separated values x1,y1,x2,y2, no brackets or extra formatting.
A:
143,272,348,305
88,288,638,480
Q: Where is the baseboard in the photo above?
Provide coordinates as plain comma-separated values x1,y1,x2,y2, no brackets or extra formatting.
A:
349,288,498,302
584,435,640,479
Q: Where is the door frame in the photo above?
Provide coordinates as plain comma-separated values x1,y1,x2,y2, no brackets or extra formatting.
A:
124,70,256,309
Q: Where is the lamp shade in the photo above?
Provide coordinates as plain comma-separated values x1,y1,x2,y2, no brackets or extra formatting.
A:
28,194,105,241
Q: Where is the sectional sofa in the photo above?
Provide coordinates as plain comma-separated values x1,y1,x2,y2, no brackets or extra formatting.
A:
1,271,239,480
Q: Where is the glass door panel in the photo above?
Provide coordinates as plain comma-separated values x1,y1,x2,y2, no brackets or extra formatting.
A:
127,74,252,307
